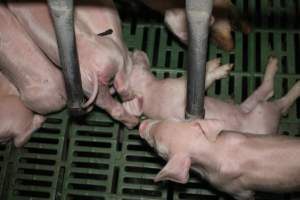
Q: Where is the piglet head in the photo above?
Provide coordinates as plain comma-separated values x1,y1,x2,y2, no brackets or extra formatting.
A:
139,119,221,184
122,50,154,117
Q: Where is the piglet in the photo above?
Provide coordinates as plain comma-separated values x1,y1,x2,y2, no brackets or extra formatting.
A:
135,51,300,199
123,50,233,117
139,118,300,200
0,5,66,114
124,51,300,135
0,72,45,147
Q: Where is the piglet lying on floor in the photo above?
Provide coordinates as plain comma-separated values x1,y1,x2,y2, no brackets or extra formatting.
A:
139,118,300,200
124,51,299,135
123,50,233,118
0,72,45,147
135,49,300,199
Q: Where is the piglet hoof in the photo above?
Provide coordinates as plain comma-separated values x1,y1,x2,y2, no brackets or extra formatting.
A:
221,64,234,78
267,55,278,66
214,64,234,80
206,58,222,72
261,56,278,100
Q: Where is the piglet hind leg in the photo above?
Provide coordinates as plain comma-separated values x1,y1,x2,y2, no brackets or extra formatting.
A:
241,66,300,135
275,80,300,115
240,57,278,113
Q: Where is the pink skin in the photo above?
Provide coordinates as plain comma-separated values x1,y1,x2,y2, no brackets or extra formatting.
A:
0,73,18,96
8,0,139,127
0,72,45,148
75,0,127,53
124,51,290,134
123,50,233,119
125,53,298,135
138,0,251,51
0,5,66,114
137,55,300,199
139,119,300,200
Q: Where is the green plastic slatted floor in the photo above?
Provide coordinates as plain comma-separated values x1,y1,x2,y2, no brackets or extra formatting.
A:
1,0,300,199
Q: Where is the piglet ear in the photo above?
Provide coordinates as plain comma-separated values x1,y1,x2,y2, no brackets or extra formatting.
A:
154,154,191,184
194,119,224,142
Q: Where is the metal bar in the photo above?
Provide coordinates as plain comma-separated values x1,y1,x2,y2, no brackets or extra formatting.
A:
47,0,86,117
185,0,213,119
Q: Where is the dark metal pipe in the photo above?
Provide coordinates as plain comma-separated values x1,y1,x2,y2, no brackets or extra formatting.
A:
185,0,213,119
47,0,86,117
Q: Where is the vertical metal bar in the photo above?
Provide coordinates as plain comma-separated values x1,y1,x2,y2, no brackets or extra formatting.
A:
185,0,213,119
47,0,86,117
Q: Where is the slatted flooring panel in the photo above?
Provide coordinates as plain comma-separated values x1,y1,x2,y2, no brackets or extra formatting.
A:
5,111,68,200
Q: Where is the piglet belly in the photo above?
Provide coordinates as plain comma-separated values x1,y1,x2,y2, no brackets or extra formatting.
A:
204,97,244,131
